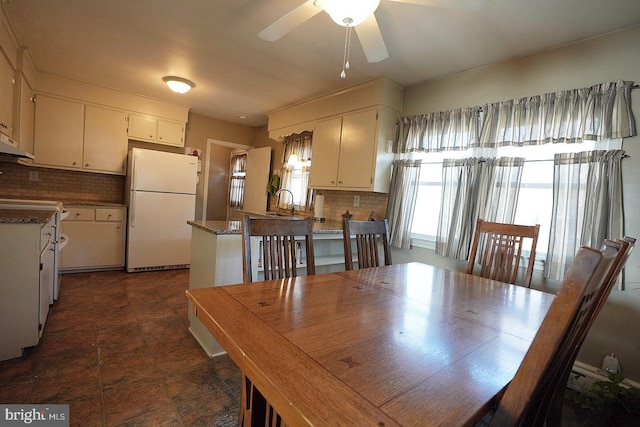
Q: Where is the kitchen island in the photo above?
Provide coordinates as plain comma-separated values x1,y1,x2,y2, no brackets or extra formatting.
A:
186,218,345,356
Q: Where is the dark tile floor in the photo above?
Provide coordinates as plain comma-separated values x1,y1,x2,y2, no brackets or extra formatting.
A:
0,269,241,427
0,269,595,426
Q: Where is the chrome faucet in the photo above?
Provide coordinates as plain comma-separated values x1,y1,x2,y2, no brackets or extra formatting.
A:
274,188,295,215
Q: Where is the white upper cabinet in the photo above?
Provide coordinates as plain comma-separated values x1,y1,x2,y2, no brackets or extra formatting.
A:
128,113,185,147
309,107,397,192
33,95,85,169
127,114,156,141
17,77,36,155
0,52,14,136
33,95,129,174
83,105,128,174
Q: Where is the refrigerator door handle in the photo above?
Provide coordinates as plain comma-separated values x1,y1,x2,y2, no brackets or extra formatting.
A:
130,154,137,228
130,191,136,228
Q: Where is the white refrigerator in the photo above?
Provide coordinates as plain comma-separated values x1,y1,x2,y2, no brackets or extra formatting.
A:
125,148,197,272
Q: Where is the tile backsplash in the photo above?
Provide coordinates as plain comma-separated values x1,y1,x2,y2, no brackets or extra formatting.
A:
267,190,389,223
320,190,389,222
0,162,124,203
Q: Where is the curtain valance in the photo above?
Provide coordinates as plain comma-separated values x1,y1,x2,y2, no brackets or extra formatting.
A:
395,80,636,153
282,131,313,162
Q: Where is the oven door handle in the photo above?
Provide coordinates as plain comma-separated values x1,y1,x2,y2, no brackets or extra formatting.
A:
58,234,69,251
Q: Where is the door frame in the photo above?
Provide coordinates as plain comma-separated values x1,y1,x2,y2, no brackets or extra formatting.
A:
202,138,253,221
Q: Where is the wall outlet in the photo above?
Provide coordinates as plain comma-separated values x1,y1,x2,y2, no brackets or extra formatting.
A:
28,171,39,182
354,195,360,207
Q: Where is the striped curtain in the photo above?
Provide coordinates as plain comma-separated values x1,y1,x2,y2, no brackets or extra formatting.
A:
545,150,625,283
436,157,524,259
387,159,422,249
229,153,247,208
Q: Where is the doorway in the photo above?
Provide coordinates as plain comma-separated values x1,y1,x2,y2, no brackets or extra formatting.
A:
202,138,253,220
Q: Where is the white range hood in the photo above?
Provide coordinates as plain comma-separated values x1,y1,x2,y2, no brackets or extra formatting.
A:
0,132,34,159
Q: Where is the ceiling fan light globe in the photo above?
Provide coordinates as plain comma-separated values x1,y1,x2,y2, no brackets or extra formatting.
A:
322,0,380,27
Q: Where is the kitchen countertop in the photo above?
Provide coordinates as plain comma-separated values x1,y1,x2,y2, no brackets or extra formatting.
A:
187,219,343,235
0,197,126,208
0,209,56,224
61,201,127,207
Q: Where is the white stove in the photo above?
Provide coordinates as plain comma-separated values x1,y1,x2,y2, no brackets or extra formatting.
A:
0,198,69,303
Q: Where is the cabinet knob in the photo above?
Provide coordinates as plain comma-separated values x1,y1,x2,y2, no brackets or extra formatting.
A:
85,163,90,167
72,161,77,166
338,181,343,184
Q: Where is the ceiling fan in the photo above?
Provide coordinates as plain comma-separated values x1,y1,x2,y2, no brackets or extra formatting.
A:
258,0,488,77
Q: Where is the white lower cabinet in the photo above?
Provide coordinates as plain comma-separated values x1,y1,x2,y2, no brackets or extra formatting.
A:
61,206,126,271
0,217,54,361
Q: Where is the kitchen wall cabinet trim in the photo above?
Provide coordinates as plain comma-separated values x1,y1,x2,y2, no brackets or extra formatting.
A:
268,76,403,139
61,206,126,272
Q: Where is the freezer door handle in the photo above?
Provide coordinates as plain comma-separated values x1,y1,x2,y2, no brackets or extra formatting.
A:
130,191,136,228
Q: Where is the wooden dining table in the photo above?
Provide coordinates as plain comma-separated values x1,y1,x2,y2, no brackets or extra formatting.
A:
186,262,556,427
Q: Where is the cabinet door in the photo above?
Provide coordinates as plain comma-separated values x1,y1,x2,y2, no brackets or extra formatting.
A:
33,95,84,168
0,53,14,136
309,116,342,187
157,120,185,147
83,105,128,174
61,221,125,269
337,109,377,188
128,114,157,141
18,77,35,155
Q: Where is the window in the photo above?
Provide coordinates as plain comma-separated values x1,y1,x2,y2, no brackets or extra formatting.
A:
410,140,622,257
229,152,247,208
280,131,313,210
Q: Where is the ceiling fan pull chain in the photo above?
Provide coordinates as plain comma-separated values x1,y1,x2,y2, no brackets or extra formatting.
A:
341,25,352,79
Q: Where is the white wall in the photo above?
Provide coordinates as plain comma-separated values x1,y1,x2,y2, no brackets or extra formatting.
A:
394,25,640,381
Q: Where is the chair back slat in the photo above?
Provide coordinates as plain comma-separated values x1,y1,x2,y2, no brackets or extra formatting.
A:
468,219,540,287
342,218,392,270
489,236,635,426
242,215,316,283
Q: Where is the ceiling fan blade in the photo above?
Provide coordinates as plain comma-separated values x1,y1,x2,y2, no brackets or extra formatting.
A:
354,14,389,63
386,0,488,11
258,0,323,41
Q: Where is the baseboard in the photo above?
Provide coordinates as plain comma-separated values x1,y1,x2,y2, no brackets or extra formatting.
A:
569,361,640,392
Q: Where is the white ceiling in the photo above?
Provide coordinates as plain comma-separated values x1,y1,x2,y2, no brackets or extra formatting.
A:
4,0,640,127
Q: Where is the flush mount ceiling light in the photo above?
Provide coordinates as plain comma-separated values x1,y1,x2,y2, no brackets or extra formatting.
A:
162,76,195,94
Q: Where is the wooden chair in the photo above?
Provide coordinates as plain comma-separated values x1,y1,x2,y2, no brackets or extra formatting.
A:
540,236,636,426
342,217,392,270
241,215,316,283
240,215,316,426
467,219,540,287
487,240,628,426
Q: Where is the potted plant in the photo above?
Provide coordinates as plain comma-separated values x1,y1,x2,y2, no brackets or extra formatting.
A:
566,372,640,426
